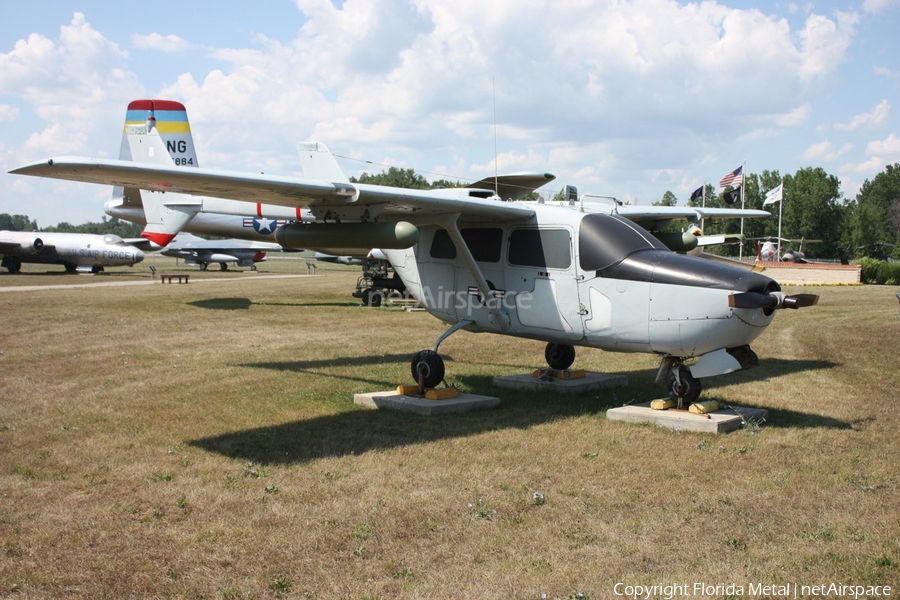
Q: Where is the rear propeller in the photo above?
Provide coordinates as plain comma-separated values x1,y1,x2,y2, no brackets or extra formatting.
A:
728,291,819,310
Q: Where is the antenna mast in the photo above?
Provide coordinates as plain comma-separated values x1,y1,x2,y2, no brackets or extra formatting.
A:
493,77,499,196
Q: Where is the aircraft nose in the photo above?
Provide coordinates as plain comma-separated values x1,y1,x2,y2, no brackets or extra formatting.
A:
135,250,145,263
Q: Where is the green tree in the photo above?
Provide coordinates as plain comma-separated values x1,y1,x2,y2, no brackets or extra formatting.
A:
351,167,430,189
851,163,900,259
780,167,845,259
0,213,38,231
654,190,677,207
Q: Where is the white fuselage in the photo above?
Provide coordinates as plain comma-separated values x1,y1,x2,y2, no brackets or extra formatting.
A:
385,203,775,359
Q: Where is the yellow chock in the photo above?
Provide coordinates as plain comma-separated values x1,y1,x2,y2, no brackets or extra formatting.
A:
532,368,587,380
396,385,459,400
688,400,721,415
425,387,458,400
651,399,677,410
560,369,586,380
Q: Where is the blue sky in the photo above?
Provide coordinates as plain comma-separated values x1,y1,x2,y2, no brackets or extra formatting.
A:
1,0,899,227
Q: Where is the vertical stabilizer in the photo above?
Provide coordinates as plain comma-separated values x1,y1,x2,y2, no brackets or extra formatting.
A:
115,99,202,247
297,142,349,183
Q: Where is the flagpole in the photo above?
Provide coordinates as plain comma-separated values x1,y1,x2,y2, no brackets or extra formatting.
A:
776,177,784,259
738,161,746,260
701,181,706,232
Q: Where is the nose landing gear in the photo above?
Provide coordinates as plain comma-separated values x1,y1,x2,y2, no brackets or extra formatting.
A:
666,364,702,407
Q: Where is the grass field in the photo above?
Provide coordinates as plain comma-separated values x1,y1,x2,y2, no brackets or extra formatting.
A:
1,258,898,599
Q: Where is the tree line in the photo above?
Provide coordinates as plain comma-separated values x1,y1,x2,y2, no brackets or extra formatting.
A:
677,164,899,262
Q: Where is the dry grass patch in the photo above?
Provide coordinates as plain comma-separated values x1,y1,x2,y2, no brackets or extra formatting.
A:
0,274,898,598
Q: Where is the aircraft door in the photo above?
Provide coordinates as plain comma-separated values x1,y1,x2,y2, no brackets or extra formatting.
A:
504,226,583,342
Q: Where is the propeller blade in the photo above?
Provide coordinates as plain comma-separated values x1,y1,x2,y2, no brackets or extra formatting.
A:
781,293,819,309
728,292,778,309
729,291,819,310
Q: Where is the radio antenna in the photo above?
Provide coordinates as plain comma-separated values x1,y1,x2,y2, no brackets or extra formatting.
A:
493,77,499,197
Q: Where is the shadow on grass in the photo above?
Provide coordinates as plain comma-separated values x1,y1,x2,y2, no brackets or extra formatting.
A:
190,356,850,464
189,374,618,465
188,297,366,310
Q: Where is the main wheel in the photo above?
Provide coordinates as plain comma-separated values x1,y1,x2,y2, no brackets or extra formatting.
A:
6,257,22,273
361,288,382,307
410,350,445,388
220,263,228,271
545,343,576,370
666,366,702,404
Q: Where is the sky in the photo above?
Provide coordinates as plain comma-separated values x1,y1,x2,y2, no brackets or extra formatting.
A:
1,0,899,227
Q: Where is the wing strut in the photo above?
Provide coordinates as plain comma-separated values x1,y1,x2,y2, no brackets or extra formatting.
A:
433,214,510,331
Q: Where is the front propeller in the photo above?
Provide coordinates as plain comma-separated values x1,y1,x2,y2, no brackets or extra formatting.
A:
728,291,819,310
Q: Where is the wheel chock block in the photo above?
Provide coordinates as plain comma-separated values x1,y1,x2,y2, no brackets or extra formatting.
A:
425,387,459,400
650,399,677,410
532,368,587,380
395,385,459,400
688,400,720,415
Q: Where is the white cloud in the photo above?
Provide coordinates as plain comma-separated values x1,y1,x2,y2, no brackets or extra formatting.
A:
801,140,852,162
835,99,890,131
798,11,857,82
862,0,900,13
0,103,20,121
131,32,190,52
865,133,900,157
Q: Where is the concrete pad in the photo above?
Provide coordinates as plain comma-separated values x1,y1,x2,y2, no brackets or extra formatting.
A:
606,401,768,434
354,390,500,416
492,372,628,394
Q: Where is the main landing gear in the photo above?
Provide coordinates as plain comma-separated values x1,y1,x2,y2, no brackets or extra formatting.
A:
409,332,580,389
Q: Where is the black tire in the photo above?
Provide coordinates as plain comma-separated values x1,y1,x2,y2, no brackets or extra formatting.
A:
362,288,382,307
7,257,22,273
220,263,228,271
64,263,77,273
545,343,576,370
666,366,702,404
199,263,208,271
410,350,444,388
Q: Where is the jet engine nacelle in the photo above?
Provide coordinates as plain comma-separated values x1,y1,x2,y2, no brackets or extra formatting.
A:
275,221,419,252
15,237,44,253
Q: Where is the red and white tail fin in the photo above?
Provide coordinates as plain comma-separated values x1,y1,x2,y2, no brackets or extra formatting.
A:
112,99,202,248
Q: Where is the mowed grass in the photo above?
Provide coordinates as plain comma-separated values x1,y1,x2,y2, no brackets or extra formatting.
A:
0,261,898,599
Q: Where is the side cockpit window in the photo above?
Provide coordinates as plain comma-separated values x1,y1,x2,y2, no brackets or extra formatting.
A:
508,228,572,269
430,227,503,262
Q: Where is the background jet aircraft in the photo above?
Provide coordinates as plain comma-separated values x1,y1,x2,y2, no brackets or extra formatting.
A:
158,233,282,270
0,230,144,273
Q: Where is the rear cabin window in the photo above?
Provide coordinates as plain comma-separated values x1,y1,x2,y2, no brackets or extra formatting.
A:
507,228,571,269
429,228,503,262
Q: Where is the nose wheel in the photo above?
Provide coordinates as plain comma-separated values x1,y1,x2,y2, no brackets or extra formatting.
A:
410,350,445,389
666,365,702,406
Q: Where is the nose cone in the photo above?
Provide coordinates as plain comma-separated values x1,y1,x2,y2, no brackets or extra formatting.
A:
135,250,145,263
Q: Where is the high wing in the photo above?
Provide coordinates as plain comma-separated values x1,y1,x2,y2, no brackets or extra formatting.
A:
611,205,772,229
11,157,539,224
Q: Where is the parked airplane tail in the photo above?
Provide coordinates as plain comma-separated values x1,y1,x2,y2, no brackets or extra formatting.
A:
113,99,202,247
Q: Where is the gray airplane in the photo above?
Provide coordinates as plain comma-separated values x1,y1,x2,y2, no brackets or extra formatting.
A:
0,230,144,273
159,233,282,270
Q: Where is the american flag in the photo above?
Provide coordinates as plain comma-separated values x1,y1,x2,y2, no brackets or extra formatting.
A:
719,166,743,188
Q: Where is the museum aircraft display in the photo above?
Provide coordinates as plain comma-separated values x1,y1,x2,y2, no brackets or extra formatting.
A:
10,99,816,403
0,230,145,273
159,233,282,271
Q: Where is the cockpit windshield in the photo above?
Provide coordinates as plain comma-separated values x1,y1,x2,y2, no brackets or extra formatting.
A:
579,213,667,272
